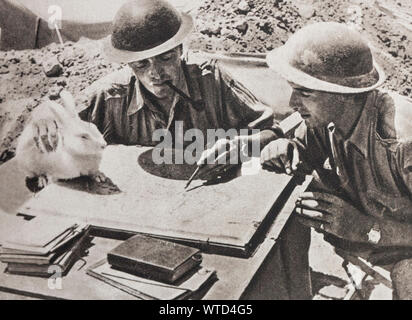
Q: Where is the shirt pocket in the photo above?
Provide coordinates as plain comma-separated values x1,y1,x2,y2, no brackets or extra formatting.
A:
366,188,412,222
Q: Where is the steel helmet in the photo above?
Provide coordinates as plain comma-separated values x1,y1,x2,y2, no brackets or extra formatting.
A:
266,22,385,93
102,0,194,63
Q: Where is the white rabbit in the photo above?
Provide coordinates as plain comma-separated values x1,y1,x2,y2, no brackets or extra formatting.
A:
15,90,107,189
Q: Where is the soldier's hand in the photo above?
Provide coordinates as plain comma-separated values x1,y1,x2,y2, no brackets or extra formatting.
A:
295,192,374,243
260,138,300,175
196,137,247,180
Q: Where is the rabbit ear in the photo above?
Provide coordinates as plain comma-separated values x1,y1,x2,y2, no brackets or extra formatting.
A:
46,100,70,124
60,90,78,118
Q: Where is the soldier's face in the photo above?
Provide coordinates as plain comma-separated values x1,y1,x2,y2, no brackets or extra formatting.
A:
288,84,346,128
129,46,182,99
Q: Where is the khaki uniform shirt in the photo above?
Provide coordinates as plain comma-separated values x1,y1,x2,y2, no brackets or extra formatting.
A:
294,90,412,262
79,59,280,146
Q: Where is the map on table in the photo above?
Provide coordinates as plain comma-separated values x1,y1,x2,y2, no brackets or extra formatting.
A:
22,145,293,256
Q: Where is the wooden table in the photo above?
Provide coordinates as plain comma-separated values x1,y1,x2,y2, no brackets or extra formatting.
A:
0,110,309,300
0,175,311,300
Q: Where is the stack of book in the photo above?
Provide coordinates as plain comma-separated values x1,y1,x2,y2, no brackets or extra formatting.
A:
87,235,216,300
0,215,90,277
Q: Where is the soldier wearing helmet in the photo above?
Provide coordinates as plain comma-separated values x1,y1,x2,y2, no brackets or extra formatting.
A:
262,22,412,299
27,0,311,300
34,0,283,179
80,0,283,177
93,0,312,299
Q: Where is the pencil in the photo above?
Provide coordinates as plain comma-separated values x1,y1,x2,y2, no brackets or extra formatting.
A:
184,166,201,189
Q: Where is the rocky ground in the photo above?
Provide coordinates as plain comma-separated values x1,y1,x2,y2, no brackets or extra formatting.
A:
0,41,119,103
191,0,412,97
0,0,411,161
0,0,410,299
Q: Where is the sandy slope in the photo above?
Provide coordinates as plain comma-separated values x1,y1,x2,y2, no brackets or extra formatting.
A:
1,0,411,161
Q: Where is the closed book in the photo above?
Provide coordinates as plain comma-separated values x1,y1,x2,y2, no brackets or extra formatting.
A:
4,216,78,247
0,249,58,265
6,231,91,277
0,231,83,265
1,224,88,255
107,235,202,284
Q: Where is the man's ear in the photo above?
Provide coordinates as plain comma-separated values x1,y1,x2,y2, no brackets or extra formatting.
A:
59,90,78,118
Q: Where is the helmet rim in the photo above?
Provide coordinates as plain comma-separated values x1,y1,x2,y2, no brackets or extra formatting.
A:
266,23,386,94
102,4,194,63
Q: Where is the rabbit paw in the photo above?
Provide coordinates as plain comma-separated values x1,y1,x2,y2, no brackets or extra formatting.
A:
25,175,49,193
91,171,108,183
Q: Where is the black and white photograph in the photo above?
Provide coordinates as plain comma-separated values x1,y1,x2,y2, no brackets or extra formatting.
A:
0,0,411,304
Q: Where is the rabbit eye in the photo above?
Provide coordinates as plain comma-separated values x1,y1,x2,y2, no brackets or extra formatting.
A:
80,134,89,140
